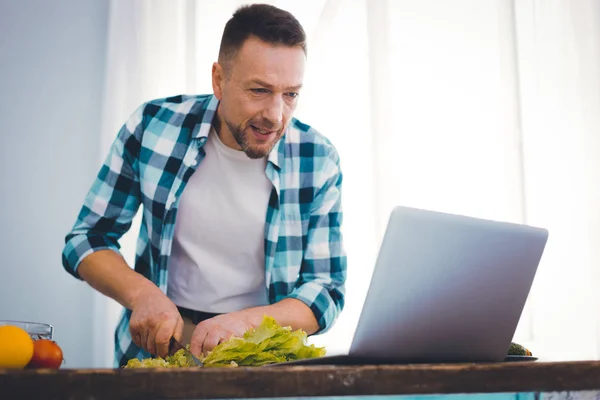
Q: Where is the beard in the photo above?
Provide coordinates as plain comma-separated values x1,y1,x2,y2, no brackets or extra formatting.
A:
224,117,283,159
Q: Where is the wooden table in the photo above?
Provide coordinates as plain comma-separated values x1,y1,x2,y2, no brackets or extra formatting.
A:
2,360,600,400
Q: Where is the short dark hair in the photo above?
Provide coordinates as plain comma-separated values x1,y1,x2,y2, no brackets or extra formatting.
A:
218,4,307,67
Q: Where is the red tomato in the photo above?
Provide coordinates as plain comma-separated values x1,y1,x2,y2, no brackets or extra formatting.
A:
28,339,64,369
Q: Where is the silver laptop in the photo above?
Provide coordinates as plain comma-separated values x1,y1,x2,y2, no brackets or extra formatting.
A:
281,205,549,365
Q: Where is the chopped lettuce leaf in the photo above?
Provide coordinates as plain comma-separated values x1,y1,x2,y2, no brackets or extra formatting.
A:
202,316,325,367
244,314,284,343
124,348,199,368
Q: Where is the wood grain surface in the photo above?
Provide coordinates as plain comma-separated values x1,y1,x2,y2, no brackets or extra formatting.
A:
2,361,600,400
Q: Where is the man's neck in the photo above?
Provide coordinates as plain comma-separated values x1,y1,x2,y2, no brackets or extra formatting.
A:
213,107,241,151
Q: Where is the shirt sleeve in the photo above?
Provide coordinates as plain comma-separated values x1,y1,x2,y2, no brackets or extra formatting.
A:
61,105,145,279
286,149,347,333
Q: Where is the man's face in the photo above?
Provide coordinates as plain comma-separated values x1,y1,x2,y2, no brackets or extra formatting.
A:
212,36,305,159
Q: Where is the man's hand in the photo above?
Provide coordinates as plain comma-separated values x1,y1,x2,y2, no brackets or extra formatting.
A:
189,298,319,357
129,284,184,358
190,310,261,356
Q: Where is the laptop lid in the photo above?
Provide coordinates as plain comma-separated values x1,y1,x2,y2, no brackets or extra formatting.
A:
349,206,548,363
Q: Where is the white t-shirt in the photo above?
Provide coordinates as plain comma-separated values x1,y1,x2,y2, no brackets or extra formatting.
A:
167,128,272,313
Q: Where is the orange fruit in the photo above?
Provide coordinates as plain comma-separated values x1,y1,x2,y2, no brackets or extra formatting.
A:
0,325,34,369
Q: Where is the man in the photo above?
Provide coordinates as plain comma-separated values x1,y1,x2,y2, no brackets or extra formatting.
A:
62,3,347,367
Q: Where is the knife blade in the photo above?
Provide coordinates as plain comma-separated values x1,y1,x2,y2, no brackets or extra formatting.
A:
169,337,204,367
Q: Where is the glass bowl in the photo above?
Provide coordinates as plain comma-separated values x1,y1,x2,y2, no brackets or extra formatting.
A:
0,320,54,340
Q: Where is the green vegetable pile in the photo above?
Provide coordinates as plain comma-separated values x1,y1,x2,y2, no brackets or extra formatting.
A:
508,342,533,356
124,316,326,368
125,348,196,368
203,315,325,367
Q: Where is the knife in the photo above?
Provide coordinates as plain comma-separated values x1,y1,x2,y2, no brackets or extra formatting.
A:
169,337,204,367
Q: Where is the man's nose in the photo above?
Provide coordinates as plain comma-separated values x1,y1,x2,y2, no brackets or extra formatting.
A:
262,95,284,126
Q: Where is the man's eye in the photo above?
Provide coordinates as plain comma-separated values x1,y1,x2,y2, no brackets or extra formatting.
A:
250,88,269,94
286,92,299,99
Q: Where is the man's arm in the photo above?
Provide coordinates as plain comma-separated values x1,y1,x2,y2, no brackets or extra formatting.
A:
282,148,347,332
78,250,147,310
62,104,145,280
77,250,183,357
62,104,183,358
249,298,319,333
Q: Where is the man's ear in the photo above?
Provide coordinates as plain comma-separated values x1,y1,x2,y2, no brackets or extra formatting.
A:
212,62,225,100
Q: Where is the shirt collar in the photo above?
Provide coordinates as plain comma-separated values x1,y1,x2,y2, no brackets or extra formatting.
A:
268,136,284,170
192,94,219,140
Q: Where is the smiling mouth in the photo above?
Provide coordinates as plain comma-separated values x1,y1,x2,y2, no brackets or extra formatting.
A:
251,125,275,136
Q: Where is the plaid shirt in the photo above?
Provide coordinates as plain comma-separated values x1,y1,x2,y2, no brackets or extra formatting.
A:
62,94,347,366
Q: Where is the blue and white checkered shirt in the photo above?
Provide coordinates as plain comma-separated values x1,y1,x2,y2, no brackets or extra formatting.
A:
62,94,347,366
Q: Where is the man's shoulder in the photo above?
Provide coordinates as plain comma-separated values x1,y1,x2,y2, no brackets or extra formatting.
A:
138,94,214,122
144,93,212,107
285,117,340,164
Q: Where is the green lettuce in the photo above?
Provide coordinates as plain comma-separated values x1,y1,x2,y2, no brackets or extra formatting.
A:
202,316,326,367
124,348,197,368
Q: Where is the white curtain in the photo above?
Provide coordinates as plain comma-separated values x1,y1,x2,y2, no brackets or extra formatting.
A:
94,0,600,366
511,0,600,361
